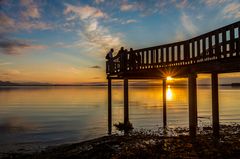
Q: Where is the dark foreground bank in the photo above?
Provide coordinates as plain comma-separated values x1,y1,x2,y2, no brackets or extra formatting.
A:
1,125,240,159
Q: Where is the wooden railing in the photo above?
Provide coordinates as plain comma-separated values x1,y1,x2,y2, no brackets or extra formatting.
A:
106,21,240,75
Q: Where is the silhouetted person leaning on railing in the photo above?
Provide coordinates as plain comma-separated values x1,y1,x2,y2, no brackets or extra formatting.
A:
117,47,124,57
136,51,141,69
123,49,128,71
106,48,114,73
129,48,138,70
118,47,126,72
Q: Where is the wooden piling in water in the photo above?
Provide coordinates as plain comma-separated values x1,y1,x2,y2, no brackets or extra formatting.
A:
163,79,167,127
211,73,219,137
108,78,112,135
188,74,197,137
124,78,129,125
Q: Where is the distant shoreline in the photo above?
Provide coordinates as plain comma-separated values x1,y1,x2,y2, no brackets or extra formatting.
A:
1,80,240,87
0,84,239,87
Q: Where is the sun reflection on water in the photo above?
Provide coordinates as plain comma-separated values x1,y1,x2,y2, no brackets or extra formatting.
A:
167,85,173,101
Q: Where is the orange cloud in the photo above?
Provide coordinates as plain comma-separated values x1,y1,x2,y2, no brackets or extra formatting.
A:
64,4,107,20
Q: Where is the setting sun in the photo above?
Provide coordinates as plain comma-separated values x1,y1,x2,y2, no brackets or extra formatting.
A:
167,76,173,81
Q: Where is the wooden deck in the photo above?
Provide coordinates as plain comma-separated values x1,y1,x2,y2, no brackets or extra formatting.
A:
106,21,240,137
107,21,240,79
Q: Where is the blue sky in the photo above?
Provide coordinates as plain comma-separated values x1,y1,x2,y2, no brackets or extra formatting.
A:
0,0,240,84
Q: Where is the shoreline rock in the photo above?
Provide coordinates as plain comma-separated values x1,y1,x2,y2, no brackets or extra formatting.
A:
2,125,240,159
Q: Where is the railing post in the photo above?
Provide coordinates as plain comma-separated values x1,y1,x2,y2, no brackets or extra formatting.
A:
166,47,169,64
222,31,227,56
215,31,220,59
156,49,159,65
209,34,213,57
188,74,197,137
191,41,194,60
202,37,206,57
106,61,109,74
212,73,219,138
108,78,112,134
238,24,240,56
230,26,235,56
163,79,167,127
151,49,154,68
161,48,164,64
177,45,181,61
184,42,190,62
141,51,145,67
171,46,175,62
197,39,200,60
146,50,149,67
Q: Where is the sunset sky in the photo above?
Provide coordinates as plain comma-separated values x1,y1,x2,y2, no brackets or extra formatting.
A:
0,0,240,84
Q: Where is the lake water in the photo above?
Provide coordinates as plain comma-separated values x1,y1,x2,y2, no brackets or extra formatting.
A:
0,85,240,147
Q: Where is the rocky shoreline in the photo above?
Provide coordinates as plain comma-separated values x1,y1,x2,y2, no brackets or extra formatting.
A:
1,125,240,159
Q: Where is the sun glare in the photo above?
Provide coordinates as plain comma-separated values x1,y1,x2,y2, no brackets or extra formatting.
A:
167,76,173,81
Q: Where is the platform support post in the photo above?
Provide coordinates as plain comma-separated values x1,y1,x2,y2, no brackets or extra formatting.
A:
212,73,220,137
124,78,129,125
188,74,197,137
108,78,112,135
163,79,167,127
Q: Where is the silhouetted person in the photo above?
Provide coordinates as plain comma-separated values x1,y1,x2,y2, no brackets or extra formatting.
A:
124,49,128,70
117,47,124,58
118,47,125,71
129,48,137,70
106,48,114,73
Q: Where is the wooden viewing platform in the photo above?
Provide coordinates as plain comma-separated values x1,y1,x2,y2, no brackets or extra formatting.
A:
106,21,240,137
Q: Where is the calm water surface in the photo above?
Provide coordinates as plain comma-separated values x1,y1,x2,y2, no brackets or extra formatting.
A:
0,86,240,146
